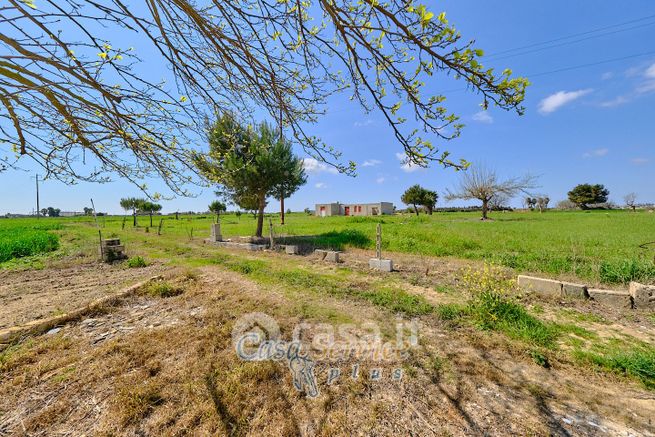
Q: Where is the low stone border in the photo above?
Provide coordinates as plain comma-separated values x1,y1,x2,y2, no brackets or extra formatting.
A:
517,275,655,310
0,275,163,350
205,240,268,251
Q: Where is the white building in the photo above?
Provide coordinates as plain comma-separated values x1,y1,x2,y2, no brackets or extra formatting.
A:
314,202,394,217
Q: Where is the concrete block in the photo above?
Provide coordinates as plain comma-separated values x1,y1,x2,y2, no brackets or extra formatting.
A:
561,281,588,299
325,251,341,263
314,249,327,260
629,282,655,309
588,289,633,309
517,275,562,296
285,245,299,255
369,258,393,272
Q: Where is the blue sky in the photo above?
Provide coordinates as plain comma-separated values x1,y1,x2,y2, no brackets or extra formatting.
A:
2,1,654,214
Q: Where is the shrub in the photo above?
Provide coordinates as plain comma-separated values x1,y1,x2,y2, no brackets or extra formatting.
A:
127,256,148,268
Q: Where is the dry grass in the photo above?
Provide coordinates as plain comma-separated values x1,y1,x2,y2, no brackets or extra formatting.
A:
1,247,655,435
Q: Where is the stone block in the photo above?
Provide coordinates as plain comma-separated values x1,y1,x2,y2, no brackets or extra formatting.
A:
561,281,588,299
314,249,327,260
629,282,655,309
588,289,633,309
325,251,341,263
285,245,299,255
517,275,562,296
369,258,393,272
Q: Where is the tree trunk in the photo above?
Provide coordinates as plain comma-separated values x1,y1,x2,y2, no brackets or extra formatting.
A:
428,207,433,215
150,213,153,227
413,204,419,216
255,195,266,238
481,199,489,220
133,208,137,227
280,192,285,225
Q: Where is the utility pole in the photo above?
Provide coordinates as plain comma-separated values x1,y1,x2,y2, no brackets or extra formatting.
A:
35,174,40,219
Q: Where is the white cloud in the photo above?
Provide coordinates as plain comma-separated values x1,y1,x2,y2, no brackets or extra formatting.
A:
396,152,421,173
376,177,385,184
636,80,655,95
302,158,338,175
538,89,592,114
315,182,327,189
600,96,630,108
631,157,649,165
645,63,655,79
354,119,374,127
472,111,493,124
583,148,609,158
601,71,614,80
362,159,382,167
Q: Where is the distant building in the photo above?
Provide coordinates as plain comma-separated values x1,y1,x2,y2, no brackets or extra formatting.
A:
315,202,394,217
59,211,83,217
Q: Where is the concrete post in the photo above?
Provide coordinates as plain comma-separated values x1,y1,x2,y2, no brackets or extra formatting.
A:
210,222,222,242
370,223,393,272
376,223,382,259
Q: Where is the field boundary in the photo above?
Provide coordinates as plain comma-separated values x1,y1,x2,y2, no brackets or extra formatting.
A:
517,275,655,310
0,275,162,350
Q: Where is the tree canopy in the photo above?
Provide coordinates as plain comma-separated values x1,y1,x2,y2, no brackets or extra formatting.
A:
208,200,227,222
446,166,537,220
401,184,437,216
194,114,305,237
1,1,528,194
568,184,609,209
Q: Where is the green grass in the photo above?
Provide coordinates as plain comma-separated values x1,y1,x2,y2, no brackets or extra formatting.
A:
0,221,61,262
2,209,654,284
466,290,559,348
209,253,434,317
574,347,655,389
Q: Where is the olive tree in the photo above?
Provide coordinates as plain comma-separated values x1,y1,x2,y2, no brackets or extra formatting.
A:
1,1,528,195
446,167,538,220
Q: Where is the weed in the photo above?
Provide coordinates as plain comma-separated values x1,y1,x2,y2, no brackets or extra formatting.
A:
127,256,148,268
528,350,550,368
468,290,559,348
573,347,655,389
436,303,465,321
143,281,183,298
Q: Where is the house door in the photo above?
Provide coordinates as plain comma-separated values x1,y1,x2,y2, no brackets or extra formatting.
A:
344,206,350,216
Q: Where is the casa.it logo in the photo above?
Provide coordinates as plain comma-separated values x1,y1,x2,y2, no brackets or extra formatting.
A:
232,313,416,398
232,312,319,398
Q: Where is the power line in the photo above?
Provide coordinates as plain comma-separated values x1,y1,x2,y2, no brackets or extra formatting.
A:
487,13,655,58
527,49,655,78
487,21,655,61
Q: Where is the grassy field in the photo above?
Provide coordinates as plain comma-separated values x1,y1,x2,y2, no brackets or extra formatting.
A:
0,222,60,262
2,209,654,284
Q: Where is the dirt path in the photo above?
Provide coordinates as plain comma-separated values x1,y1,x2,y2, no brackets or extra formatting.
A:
0,262,166,329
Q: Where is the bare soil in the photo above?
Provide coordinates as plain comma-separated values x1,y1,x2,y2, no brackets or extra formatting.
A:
0,261,166,329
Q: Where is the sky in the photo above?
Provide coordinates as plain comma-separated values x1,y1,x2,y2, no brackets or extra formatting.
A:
2,1,654,215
